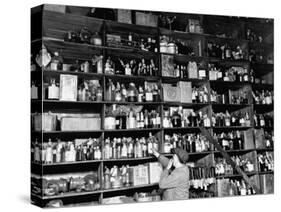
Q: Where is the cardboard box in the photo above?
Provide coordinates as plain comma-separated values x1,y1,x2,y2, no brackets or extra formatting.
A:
117,9,132,24
33,113,57,132
135,12,158,27
179,81,192,103
161,54,175,77
61,116,101,131
163,83,181,102
129,165,149,186
59,74,78,101
148,162,163,184
44,4,66,13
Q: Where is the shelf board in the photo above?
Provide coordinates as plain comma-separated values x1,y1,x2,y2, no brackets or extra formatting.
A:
104,73,160,82
103,156,156,162
258,171,274,175
254,126,273,130
211,103,251,111
256,148,274,152
161,76,207,84
210,80,251,88
104,128,162,133
104,101,162,105
102,183,158,193
32,160,102,167
163,151,212,157
212,126,252,130
42,189,102,200
253,104,273,113
214,149,256,154
216,171,257,179
42,69,104,78
163,127,202,132
252,83,273,90
163,102,209,108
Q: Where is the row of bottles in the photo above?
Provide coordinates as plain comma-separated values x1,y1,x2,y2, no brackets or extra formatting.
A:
214,131,245,151
106,33,157,52
64,27,102,45
105,57,158,76
105,105,161,130
192,86,209,103
208,64,250,82
212,111,251,127
42,78,103,102
103,134,159,159
163,133,211,153
172,61,206,79
188,166,216,190
159,35,198,56
219,179,256,196
163,107,211,128
103,165,130,189
32,138,102,164
210,89,248,105
215,156,255,175
257,152,274,172
252,90,273,105
253,112,273,128
262,131,274,149
207,42,247,60
105,81,160,102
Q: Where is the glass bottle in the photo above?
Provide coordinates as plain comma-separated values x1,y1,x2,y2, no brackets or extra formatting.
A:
127,83,137,102
50,51,63,71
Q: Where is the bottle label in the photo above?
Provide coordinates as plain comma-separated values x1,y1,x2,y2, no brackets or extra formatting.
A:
145,92,153,101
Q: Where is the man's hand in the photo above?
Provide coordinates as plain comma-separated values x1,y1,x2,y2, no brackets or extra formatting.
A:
166,159,173,170
151,148,160,158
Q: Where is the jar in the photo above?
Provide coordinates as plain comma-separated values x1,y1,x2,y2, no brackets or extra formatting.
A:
127,83,137,102
160,42,168,53
79,27,91,44
96,85,103,102
90,32,102,46
104,115,116,129
167,42,176,54
171,111,181,127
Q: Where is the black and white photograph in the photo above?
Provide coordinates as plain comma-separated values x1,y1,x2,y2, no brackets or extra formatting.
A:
30,3,274,208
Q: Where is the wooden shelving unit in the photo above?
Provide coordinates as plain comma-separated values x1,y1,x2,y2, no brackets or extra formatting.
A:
31,6,273,207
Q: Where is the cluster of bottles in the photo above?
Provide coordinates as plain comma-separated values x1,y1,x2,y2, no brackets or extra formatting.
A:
214,131,245,151
105,80,160,103
163,108,211,128
163,133,211,154
159,35,197,56
42,172,100,197
107,33,157,52
77,80,103,102
262,131,274,149
64,27,102,45
104,57,158,76
207,42,247,60
32,138,102,164
47,49,103,74
103,165,131,189
257,152,274,172
103,134,159,159
252,90,273,105
210,90,248,105
212,111,251,127
192,86,209,103
172,61,206,79
253,112,273,128
246,29,263,43
215,156,255,176
221,179,256,196
105,105,161,130
188,166,216,190
208,64,250,82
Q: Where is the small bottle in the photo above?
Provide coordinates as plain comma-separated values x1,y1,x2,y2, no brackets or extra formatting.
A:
50,51,63,71
47,79,59,100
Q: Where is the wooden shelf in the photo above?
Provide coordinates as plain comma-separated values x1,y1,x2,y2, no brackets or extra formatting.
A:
216,171,257,179
214,149,256,154
102,183,158,193
256,148,274,152
212,126,252,130
258,171,274,175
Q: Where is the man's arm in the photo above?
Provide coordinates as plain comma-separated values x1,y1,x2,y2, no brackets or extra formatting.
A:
159,169,187,189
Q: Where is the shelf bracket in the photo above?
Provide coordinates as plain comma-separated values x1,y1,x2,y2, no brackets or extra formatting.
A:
199,127,261,194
